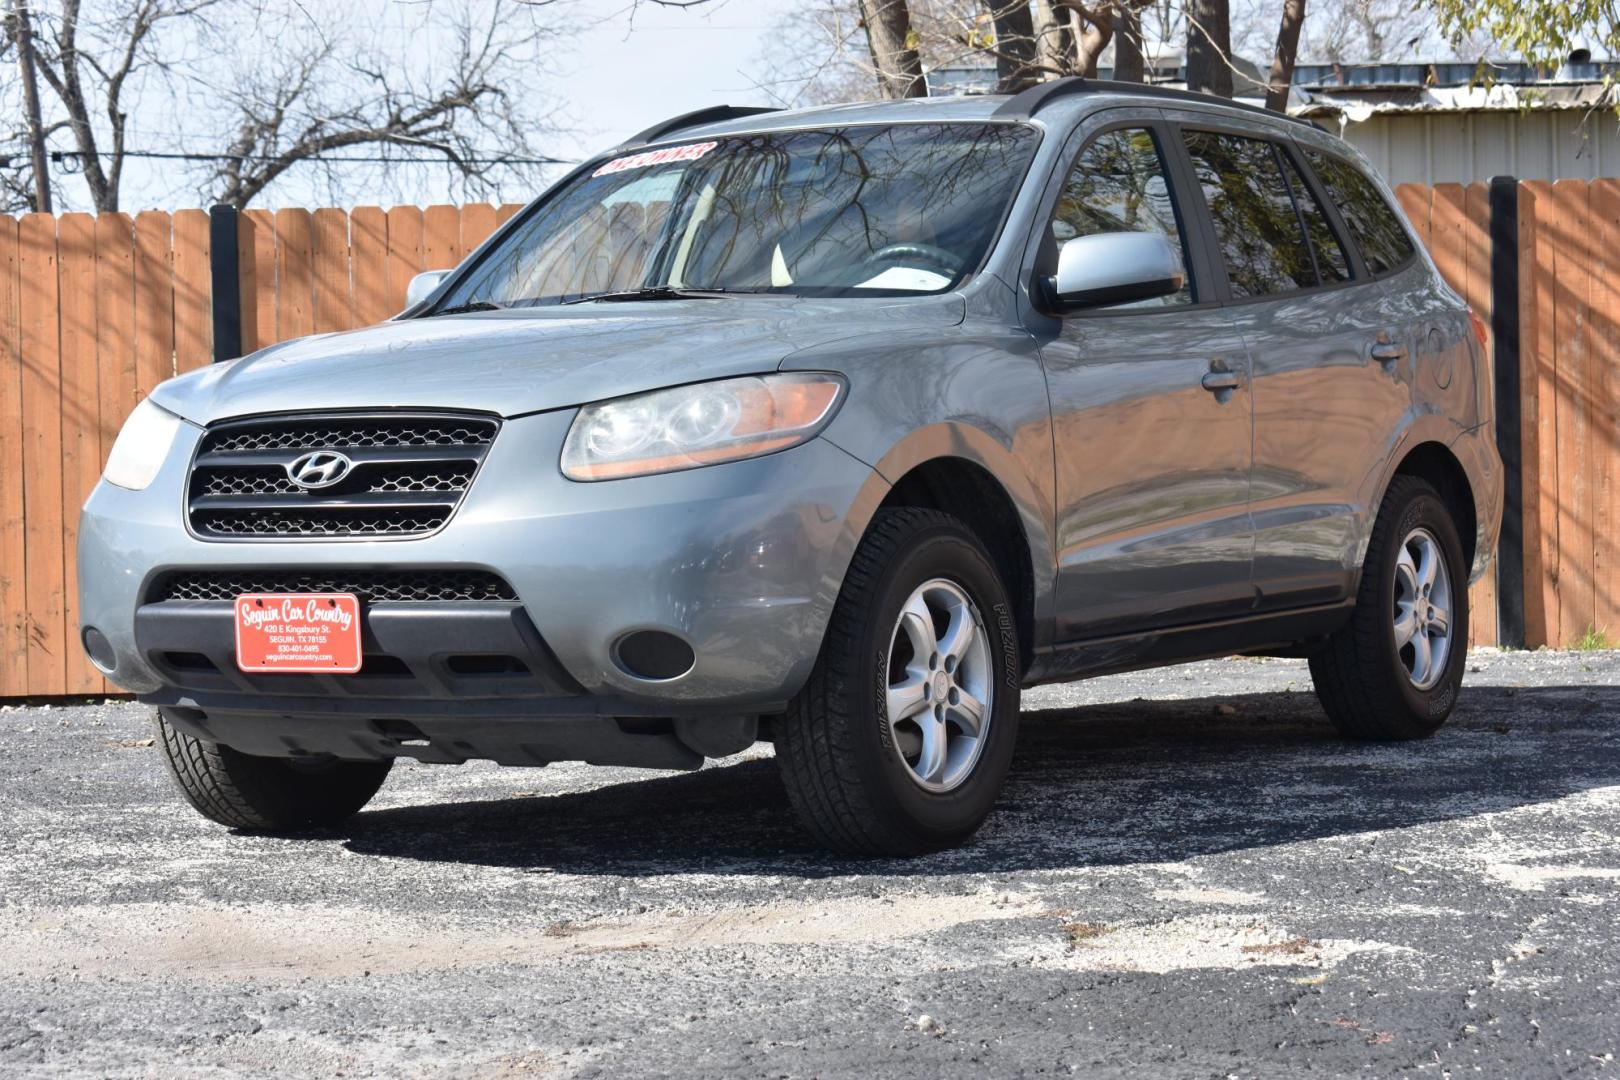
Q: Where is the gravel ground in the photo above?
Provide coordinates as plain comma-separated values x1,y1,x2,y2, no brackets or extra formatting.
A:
2,648,1618,1078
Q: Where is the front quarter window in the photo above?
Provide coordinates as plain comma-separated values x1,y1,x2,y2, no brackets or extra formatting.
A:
438,122,1039,308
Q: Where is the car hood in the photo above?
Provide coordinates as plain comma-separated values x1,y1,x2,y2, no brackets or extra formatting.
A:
151,294,965,424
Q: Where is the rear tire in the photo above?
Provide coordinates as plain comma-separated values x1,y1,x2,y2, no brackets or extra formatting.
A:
775,508,1021,855
1310,475,1469,741
156,709,392,830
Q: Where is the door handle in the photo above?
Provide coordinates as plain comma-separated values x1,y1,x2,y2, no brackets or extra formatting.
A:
1201,371,1242,392
1371,341,1407,367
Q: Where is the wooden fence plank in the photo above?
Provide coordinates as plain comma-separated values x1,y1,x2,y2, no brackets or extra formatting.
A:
57,214,101,693
423,205,461,274
18,214,65,694
1550,179,1594,646
1592,179,1620,642
384,206,423,315
312,208,353,335
495,202,526,224
72,216,127,696
243,209,276,353
1463,181,1496,645
1428,183,1467,298
1395,183,1432,249
236,212,257,355
171,210,210,372
274,209,314,342
127,214,171,400
460,203,498,254
0,217,24,695
350,207,388,327
1518,181,1554,647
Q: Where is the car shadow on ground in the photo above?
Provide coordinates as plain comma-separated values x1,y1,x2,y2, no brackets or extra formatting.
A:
335,683,1620,876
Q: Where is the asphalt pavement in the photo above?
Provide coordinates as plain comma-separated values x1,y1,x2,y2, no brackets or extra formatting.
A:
2,649,1618,1077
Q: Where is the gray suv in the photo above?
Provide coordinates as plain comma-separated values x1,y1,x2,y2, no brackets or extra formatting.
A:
79,79,1502,855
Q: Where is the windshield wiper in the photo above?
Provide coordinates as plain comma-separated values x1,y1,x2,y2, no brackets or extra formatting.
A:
560,285,739,305
431,300,507,316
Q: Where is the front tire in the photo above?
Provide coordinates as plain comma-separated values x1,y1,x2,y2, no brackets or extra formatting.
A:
1310,475,1469,741
156,709,392,830
775,508,1021,855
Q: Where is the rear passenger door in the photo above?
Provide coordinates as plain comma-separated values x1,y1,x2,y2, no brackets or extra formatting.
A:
1030,112,1256,641
1171,117,1414,610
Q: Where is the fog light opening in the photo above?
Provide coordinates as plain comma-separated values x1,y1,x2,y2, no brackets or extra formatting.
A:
613,630,696,682
82,627,117,674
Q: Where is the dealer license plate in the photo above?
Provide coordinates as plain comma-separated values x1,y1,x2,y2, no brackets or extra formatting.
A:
233,593,362,674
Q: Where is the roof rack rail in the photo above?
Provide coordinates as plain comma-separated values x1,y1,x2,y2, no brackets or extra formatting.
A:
993,76,1317,128
619,105,781,149
993,76,1092,118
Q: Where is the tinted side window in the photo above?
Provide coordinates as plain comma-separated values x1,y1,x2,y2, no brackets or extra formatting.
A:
1050,127,1191,306
1280,153,1350,283
1182,130,1317,298
1304,149,1416,275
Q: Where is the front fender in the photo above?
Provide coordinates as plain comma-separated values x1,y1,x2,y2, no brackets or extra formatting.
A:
784,325,1057,639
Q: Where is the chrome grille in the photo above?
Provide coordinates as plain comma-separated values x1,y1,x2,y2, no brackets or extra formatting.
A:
150,569,518,604
187,412,498,541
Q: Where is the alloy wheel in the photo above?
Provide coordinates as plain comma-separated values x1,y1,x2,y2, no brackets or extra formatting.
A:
884,578,993,793
1392,526,1454,690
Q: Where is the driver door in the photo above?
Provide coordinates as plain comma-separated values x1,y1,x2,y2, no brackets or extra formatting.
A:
1030,113,1255,641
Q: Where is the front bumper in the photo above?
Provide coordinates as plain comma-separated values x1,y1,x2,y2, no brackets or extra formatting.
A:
79,408,882,744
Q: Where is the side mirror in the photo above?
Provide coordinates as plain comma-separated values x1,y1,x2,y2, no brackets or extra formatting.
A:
404,269,452,309
1048,231,1185,311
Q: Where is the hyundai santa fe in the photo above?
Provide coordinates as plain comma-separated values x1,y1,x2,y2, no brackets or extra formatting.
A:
79,79,1503,855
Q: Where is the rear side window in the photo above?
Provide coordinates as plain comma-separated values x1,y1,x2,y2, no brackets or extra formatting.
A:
1280,153,1350,283
1303,149,1416,276
1049,126,1191,306
1181,130,1317,298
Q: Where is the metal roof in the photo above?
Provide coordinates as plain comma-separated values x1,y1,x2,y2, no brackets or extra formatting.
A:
1293,81,1620,119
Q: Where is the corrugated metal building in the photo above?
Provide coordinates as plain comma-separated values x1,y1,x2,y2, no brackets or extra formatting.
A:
1292,64,1620,186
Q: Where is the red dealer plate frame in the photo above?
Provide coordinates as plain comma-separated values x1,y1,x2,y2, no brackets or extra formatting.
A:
234,593,363,674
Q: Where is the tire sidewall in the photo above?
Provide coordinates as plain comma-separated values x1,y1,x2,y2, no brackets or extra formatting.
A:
846,523,1020,845
1375,489,1469,723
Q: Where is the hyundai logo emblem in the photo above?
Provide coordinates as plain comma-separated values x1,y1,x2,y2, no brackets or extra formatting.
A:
286,450,354,490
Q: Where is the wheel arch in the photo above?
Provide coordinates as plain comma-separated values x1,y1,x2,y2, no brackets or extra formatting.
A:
1387,440,1478,568
871,453,1044,674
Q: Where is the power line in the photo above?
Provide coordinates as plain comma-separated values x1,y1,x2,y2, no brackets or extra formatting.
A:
38,148,577,167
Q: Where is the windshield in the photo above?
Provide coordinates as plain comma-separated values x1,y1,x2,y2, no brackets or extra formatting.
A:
436,122,1039,308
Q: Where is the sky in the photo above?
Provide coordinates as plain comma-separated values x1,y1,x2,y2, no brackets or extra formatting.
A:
553,0,803,161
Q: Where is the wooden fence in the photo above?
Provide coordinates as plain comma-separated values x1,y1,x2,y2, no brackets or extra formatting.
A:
0,203,522,697
1398,180,1620,651
0,185,1615,697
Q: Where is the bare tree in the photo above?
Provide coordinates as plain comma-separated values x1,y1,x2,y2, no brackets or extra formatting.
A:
986,0,1040,90
9,0,51,209
1186,0,1233,96
1264,0,1304,109
210,0,562,207
1112,2,1145,81
1031,0,1071,75
763,0,1163,101
758,0,1467,116
1300,0,1440,63
857,0,926,97
20,0,218,211
754,0,880,106
0,0,568,212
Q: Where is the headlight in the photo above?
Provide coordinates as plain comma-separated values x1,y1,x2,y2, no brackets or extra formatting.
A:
561,372,846,481
102,398,182,491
